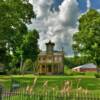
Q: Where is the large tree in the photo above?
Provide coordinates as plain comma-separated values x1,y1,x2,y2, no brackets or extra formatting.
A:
73,9,100,67
0,0,39,68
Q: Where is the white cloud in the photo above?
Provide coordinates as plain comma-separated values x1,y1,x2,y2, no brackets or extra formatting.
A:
87,0,91,10
28,0,79,55
97,9,100,13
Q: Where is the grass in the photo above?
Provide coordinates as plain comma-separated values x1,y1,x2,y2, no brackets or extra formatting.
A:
0,74,100,92
0,74,100,100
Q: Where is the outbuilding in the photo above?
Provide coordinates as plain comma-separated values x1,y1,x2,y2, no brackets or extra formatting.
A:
72,63,97,72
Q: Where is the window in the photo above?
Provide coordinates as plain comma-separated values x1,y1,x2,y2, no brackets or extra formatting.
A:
55,56,62,62
48,57,52,63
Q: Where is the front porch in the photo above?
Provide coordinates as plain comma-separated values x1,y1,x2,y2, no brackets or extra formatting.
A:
37,63,63,75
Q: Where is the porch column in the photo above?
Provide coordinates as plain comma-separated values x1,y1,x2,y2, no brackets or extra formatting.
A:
45,64,46,73
58,64,59,73
52,64,54,73
40,65,42,73
46,64,48,73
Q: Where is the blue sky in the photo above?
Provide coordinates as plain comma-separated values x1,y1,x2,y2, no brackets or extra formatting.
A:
78,0,100,13
52,0,100,13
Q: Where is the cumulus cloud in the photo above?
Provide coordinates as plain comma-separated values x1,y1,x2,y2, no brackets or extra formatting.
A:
29,0,79,55
87,0,91,10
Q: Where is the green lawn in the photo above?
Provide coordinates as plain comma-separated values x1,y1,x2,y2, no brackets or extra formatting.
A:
0,74,100,93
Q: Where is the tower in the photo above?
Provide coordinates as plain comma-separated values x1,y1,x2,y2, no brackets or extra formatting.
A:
45,40,55,53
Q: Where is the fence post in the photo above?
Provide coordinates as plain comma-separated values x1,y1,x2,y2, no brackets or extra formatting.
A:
0,85,2,100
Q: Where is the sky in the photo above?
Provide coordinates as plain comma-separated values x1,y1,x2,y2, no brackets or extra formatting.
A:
29,0,100,56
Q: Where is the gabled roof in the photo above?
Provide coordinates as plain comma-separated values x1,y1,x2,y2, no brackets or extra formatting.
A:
73,63,97,69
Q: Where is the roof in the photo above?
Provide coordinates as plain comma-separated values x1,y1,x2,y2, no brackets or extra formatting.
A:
39,51,63,56
73,63,97,69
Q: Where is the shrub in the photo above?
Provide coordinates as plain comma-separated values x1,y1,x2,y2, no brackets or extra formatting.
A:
22,59,33,73
64,67,85,76
64,67,74,76
95,73,100,78
10,68,20,75
72,71,85,75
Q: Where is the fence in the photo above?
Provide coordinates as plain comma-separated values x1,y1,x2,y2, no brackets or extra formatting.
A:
1,90,100,100
0,79,100,100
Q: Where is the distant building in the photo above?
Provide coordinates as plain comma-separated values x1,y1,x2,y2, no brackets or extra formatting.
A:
72,63,97,72
36,40,64,75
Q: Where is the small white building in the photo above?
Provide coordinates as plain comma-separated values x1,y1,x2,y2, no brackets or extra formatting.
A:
72,63,97,72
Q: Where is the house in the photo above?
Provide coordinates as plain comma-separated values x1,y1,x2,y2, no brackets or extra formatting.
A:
72,63,97,72
36,40,64,75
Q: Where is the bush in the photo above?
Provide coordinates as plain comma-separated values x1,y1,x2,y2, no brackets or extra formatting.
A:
64,67,85,76
64,71,74,76
64,67,73,76
10,68,20,75
95,73,100,78
72,71,85,75
22,59,33,74
64,70,85,76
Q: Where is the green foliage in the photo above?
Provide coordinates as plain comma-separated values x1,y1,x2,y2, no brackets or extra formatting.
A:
0,0,35,41
0,0,39,69
64,56,90,68
10,68,20,75
73,9,100,66
64,66,73,75
64,66,85,76
22,30,39,62
23,59,33,72
95,73,100,78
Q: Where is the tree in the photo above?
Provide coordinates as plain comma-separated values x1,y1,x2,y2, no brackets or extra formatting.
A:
0,0,35,43
73,9,100,67
22,30,39,62
0,0,39,68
